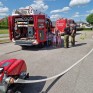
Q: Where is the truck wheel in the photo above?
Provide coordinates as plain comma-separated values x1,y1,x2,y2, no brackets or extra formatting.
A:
38,43,45,48
21,46,27,50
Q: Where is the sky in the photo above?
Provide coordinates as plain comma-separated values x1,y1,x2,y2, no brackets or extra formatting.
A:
0,0,93,22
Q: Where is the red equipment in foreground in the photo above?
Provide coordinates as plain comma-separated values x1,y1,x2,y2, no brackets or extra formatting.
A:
0,59,28,93
8,8,53,49
56,18,75,35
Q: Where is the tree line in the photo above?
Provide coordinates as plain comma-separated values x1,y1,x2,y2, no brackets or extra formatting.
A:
0,17,8,29
86,13,93,25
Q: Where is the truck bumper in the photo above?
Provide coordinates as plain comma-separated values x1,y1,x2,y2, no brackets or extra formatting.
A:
15,40,33,46
15,40,38,46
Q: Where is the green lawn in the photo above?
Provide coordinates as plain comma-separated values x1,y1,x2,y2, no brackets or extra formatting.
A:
0,36,8,38
0,39,10,44
0,29,8,34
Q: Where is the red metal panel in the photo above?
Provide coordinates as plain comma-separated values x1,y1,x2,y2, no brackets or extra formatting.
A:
56,19,67,33
35,15,46,43
0,59,17,71
7,59,26,75
0,59,17,82
0,73,4,83
0,59,27,76
8,16,13,40
8,14,49,45
19,61,27,74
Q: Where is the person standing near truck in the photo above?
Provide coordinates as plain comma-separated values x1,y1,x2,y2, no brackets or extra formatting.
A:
57,32,62,47
70,24,76,46
53,27,59,47
52,33,57,47
64,24,70,48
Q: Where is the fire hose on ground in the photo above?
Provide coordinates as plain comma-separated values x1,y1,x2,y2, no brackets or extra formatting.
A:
5,48,93,84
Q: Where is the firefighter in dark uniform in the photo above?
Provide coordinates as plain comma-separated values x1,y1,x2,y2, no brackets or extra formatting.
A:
70,24,76,46
64,24,70,48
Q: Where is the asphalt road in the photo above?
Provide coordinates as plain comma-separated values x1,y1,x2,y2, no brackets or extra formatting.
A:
0,31,93,93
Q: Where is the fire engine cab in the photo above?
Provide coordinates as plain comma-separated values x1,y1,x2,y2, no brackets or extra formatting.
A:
56,18,75,35
8,7,53,48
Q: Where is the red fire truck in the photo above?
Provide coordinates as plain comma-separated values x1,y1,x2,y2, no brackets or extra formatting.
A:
8,8,53,49
56,18,75,35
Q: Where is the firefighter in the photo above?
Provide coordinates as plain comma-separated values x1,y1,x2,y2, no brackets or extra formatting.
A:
64,24,70,48
70,24,76,46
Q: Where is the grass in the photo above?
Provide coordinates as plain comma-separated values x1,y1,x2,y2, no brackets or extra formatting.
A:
0,39,10,44
82,30,93,31
0,29,8,34
77,27,93,31
0,36,9,38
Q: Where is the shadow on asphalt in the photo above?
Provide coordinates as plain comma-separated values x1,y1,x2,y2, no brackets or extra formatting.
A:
19,74,64,93
21,42,86,51
74,43,87,47
42,74,64,93
21,46,43,51
17,76,47,93
42,46,63,50
21,45,64,51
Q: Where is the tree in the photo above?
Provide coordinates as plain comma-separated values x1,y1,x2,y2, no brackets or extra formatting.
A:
0,17,8,28
86,13,93,25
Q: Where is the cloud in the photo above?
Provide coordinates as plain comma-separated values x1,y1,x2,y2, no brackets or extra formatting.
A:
0,2,3,6
73,14,80,18
69,0,91,7
0,7,9,13
19,0,48,12
87,9,93,13
75,12,79,15
50,14,62,20
72,12,80,17
0,2,9,18
31,0,48,11
50,7,70,13
72,12,89,18
0,13,8,16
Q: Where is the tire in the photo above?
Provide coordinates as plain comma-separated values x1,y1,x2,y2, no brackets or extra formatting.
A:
38,42,45,48
21,46,27,50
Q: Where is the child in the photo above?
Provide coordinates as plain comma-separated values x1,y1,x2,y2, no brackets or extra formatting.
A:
57,32,62,47
52,34,57,47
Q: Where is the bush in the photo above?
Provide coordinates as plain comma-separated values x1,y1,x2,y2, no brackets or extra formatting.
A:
0,26,8,29
82,28,93,30
86,14,93,25
76,28,83,31
76,27,93,31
